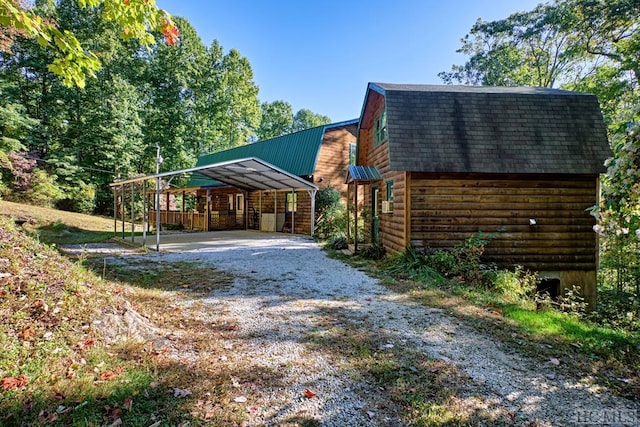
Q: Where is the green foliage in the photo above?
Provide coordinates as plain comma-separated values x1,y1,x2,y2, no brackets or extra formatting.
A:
325,236,347,250
0,0,178,87
27,168,63,207
257,100,294,140
56,181,96,213
292,108,331,132
314,186,346,240
485,266,537,302
359,243,386,260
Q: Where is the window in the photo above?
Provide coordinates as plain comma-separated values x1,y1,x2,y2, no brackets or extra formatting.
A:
386,180,394,202
374,110,387,146
236,194,244,212
286,192,297,212
349,143,357,165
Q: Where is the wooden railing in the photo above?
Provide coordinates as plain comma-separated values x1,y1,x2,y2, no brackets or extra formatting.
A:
148,210,245,231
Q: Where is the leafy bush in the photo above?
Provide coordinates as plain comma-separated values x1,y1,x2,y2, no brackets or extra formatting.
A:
485,266,537,302
315,186,346,239
558,285,589,318
325,236,348,250
25,168,63,207
56,182,97,214
360,243,386,260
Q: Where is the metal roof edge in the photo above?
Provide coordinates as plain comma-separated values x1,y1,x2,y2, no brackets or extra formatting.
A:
325,118,359,129
111,157,318,191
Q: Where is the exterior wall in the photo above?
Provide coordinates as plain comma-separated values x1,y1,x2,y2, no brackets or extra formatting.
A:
358,91,407,251
314,124,357,200
247,190,313,235
408,172,599,306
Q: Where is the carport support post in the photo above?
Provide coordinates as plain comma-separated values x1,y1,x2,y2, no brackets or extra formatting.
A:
121,187,125,240
130,182,135,243
155,176,161,251
113,187,117,234
308,189,317,239
290,190,295,234
205,189,211,231
142,182,147,247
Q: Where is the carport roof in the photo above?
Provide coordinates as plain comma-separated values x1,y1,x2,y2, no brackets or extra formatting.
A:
111,157,318,192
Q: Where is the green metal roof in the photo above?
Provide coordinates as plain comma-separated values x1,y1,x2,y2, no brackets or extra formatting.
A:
189,125,326,188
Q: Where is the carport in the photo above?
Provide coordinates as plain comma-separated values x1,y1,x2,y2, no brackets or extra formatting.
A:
110,157,318,251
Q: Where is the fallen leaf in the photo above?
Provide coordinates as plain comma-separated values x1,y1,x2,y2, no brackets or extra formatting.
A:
303,388,316,398
19,327,35,340
122,397,133,411
234,395,247,403
550,358,560,366
2,375,29,392
99,371,118,381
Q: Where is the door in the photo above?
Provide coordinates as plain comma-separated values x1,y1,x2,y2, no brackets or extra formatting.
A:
372,186,379,244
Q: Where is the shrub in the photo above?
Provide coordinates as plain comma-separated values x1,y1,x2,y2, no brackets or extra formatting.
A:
485,266,537,302
360,243,386,260
56,182,96,214
325,236,348,250
315,186,345,239
25,168,63,207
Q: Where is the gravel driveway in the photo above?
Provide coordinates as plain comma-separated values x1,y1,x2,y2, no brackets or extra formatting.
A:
106,232,639,426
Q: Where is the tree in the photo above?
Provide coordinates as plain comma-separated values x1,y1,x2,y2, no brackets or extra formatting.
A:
256,100,294,140
292,108,331,132
438,3,585,87
213,48,260,149
0,0,178,87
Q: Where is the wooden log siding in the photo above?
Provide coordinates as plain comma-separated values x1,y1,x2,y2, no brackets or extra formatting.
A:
314,126,357,199
379,171,406,252
409,173,599,271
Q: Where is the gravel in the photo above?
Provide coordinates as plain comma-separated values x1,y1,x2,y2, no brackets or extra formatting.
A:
99,233,639,426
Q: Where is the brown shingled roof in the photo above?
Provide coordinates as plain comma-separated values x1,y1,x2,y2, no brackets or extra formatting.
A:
369,83,611,174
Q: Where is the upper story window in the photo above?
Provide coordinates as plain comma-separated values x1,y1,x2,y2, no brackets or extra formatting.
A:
374,110,388,147
349,143,357,165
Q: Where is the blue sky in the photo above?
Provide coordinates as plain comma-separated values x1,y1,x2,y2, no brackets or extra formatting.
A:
156,1,543,122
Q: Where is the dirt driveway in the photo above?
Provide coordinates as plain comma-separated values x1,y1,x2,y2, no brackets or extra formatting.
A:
101,231,638,426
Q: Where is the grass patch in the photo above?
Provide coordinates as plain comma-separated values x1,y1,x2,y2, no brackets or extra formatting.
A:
333,247,640,400
0,211,252,425
0,200,143,246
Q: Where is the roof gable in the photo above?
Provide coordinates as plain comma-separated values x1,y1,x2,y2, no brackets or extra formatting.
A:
366,83,611,174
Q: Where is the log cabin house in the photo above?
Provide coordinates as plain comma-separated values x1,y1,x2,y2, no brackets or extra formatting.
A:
348,83,611,306
150,119,357,235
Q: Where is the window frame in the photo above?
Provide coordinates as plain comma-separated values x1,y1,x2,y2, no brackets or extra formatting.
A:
386,180,394,203
286,192,297,213
374,110,388,147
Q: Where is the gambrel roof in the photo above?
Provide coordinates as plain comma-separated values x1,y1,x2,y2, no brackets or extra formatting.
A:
365,83,611,174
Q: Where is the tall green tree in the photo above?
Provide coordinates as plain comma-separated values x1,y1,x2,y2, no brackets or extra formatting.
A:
292,108,331,132
438,3,584,87
256,100,294,140
141,16,206,173
213,48,260,149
